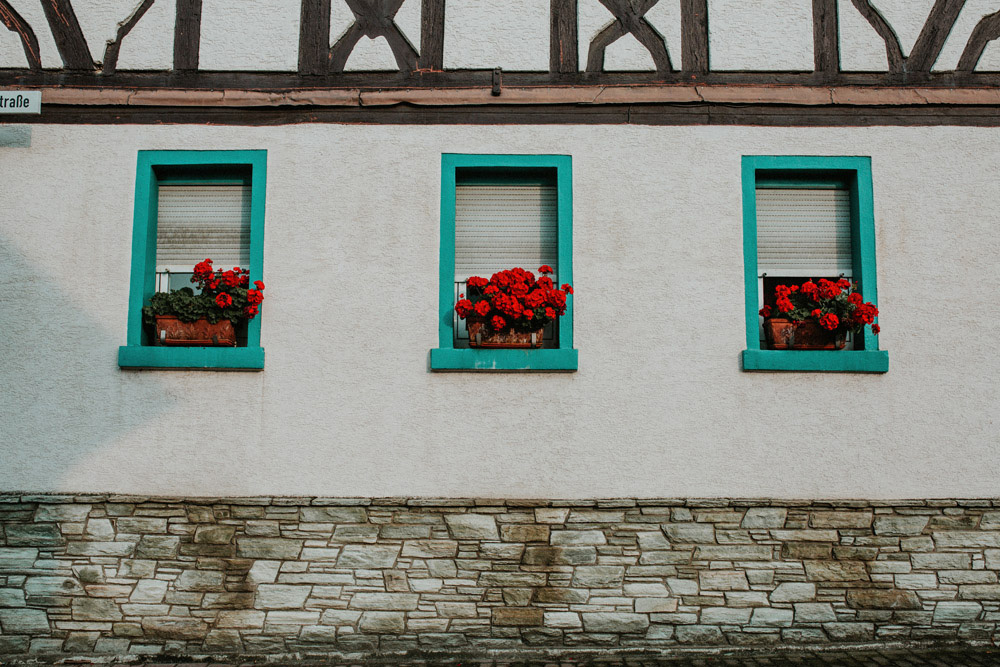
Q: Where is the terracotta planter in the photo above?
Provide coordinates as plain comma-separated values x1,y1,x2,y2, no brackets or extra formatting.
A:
764,318,846,350
467,318,544,348
152,315,237,347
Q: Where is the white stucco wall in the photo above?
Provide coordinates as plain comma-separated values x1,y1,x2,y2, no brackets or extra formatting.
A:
707,0,813,71
1,123,999,499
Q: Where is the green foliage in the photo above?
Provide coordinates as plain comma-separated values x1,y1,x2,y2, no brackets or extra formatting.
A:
143,260,264,327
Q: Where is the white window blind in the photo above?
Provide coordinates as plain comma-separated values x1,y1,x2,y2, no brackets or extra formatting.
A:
756,187,852,275
454,184,558,281
155,184,251,271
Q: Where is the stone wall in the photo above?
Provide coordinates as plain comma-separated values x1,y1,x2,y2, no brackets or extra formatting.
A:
1,496,999,660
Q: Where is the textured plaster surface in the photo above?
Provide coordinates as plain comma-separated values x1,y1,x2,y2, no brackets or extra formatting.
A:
1,124,999,498
199,0,299,71
443,0,549,71
577,0,683,72
707,0,813,71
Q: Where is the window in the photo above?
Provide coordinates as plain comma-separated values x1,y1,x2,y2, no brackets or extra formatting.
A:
430,154,577,371
741,156,888,373
118,150,267,370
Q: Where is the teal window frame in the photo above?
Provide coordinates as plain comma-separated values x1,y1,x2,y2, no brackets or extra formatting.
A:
430,154,577,371
118,150,267,370
741,156,888,373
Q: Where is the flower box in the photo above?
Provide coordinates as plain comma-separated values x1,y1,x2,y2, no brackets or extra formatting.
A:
153,315,237,346
467,318,544,348
764,318,846,350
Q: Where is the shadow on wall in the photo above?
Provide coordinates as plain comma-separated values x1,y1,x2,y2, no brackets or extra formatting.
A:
0,235,175,489
0,127,31,148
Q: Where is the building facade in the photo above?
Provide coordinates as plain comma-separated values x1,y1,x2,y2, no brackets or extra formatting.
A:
1,0,1000,659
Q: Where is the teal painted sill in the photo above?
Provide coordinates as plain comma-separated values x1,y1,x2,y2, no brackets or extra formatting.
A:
742,349,888,373
430,348,578,371
118,346,265,370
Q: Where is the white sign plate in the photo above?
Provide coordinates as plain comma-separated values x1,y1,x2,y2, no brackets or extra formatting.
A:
0,91,41,114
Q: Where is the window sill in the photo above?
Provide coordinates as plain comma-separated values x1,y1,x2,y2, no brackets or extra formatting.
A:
118,345,264,370
742,349,888,373
430,348,578,371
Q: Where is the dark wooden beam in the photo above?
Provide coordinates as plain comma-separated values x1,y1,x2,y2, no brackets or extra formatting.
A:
103,0,156,75
550,0,577,73
173,0,202,72
587,0,673,73
957,10,1000,72
299,0,331,75
812,0,839,74
680,0,708,73
40,0,93,70
419,0,445,70
849,0,904,73
907,0,965,71
0,1,41,71
330,0,417,73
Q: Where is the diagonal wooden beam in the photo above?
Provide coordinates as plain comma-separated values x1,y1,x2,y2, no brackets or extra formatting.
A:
850,0,904,73
103,0,156,75
907,0,965,72
40,0,94,70
958,10,1000,72
0,0,41,70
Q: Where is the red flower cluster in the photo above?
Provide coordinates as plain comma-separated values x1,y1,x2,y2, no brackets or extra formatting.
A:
190,258,265,322
761,277,880,337
454,266,574,334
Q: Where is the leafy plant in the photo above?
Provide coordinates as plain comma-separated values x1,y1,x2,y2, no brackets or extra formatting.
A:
760,278,880,336
454,265,573,334
143,259,265,326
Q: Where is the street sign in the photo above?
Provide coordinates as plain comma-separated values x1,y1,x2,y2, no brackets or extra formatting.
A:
0,91,40,114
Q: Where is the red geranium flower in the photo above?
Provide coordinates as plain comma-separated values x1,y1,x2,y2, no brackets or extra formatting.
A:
247,289,264,305
467,276,488,289
525,289,546,308
455,299,473,318
848,292,862,306
491,315,506,331
523,309,534,319
537,276,553,291
547,290,567,309
811,309,822,318
538,265,554,274
244,305,258,317
544,307,556,319
776,296,794,313
561,283,574,294
818,313,839,330
253,280,265,291
474,300,492,317
872,323,881,334
759,305,772,318
215,292,233,308
484,284,499,296
775,285,791,298
800,280,819,300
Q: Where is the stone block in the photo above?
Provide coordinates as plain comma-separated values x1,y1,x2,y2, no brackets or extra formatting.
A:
480,571,547,587
634,598,678,613
794,603,837,623
895,573,937,589
337,544,399,568
427,559,457,578
568,510,624,523
436,602,478,618
204,629,243,651
248,560,281,584
63,631,100,652
640,550,695,564
700,607,752,624
551,530,606,545
321,609,362,625
5,524,64,546
665,524,715,543
349,593,419,610
934,532,1000,548
116,517,167,534
741,508,787,529
534,587,589,604
804,561,869,582
500,524,549,542
770,583,816,603
988,549,1000,570
444,514,499,540
141,617,209,640
84,584,134,598
911,553,971,570
265,610,320,625
667,578,699,596
544,611,581,628
217,610,266,628
823,622,875,641
771,530,838,542
0,547,39,570
582,612,649,633
493,607,542,626
535,508,569,524
870,560,912,574
300,507,367,523
401,540,458,558
479,542,525,560
118,559,155,578
901,536,935,552
72,598,122,621
385,569,409,592
194,525,237,544
846,589,922,609
300,548,341,561
675,625,725,644
699,570,749,591
359,611,405,633
0,608,51,633
35,504,91,522
523,546,596,566
203,592,256,608
782,628,829,644
781,542,832,560
750,608,794,627
873,516,928,536
379,524,431,539
694,545,772,561
24,576,84,597
809,511,873,529
502,588,533,606
237,538,303,559
255,584,311,609
176,569,224,591
332,524,379,542
933,601,982,623
636,531,671,550
572,566,624,588
85,518,115,539
67,541,135,557
135,535,179,558
725,592,769,607
958,585,1000,600
0,588,26,607
940,570,997,585
624,582,670,597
